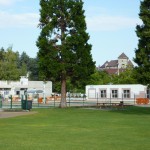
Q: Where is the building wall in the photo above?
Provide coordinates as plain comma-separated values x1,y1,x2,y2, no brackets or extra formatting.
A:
118,58,128,69
0,77,52,98
28,81,52,97
86,84,147,100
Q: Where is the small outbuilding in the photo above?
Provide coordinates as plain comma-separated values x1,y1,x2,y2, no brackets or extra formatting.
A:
0,76,52,100
86,84,149,102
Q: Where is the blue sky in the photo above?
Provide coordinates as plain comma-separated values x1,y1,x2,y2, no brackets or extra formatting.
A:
0,0,142,66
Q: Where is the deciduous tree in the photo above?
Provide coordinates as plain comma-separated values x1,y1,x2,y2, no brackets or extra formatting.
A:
0,47,20,80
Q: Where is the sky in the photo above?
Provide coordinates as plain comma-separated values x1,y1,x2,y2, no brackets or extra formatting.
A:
0,0,142,66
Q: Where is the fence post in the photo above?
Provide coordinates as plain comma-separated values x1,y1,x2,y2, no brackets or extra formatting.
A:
21,95,23,109
10,95,12,109
134,94,135,105
54,96,55,108
69,94,70,107
110,93,111,104
97,93,98,106
0,95,2,108
37,95,39,108
83,95,85,107
25,94,28,110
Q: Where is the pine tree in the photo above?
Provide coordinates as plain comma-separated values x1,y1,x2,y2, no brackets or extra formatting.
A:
134,0,150,86
37,0,95,107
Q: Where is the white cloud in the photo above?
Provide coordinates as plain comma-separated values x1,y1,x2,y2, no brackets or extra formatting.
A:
0,0,12,6
0,11,39,28
0,0,22,6
0,8,142,31
86,15,142,31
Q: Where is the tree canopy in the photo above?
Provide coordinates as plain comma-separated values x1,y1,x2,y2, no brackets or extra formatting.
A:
0,47,20,80
134,0,150,86
0,47,39,81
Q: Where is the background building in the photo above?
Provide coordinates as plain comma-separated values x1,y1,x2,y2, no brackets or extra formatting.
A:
86,84,149,100
0,76,52,99
98,53,133,75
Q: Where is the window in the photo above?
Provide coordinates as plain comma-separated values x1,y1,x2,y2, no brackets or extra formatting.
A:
112,90,118,98
4,90,9,95
100,90,106,98
16,91,20,95
123,90,130,98
122,64,125,68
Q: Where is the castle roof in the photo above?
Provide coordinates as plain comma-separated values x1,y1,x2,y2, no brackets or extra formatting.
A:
99,53,134,73
118,53,128,59
100,61,108,68
128,60,133,66
107,60,118,67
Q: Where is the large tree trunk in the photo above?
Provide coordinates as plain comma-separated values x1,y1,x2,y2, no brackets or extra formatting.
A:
60,72,67,108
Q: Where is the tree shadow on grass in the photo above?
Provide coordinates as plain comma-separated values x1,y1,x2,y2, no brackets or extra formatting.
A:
110,106,150,115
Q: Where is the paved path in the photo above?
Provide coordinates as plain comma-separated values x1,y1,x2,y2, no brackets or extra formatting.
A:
0,111,37,118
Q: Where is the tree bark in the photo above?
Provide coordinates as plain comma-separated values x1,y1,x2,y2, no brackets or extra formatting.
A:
60,72,67,108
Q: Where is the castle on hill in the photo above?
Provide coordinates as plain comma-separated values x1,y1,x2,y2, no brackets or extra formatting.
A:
98,53,134,75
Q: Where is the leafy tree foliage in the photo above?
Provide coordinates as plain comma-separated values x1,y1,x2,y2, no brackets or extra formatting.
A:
19,52,30,70
0,47,20,80
87,67,138,87
111,67,138,84
0,47,39,81
18,52,39,80
88,69,111,85
37,0,95,107
134,0,150,86
29,57,39,81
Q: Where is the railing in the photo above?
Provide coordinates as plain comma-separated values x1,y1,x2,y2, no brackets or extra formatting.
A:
0,94,149,109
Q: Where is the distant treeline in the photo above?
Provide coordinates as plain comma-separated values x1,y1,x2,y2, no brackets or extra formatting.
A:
0,47,39,81
0,47,138,93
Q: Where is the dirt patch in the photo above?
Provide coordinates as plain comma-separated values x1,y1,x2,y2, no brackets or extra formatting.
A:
0,111,37,118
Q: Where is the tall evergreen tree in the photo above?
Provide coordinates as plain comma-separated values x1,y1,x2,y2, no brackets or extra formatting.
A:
19,52,30,71
18,52,39,80
134,0,150,86
37,0,95,107
29,57,39,81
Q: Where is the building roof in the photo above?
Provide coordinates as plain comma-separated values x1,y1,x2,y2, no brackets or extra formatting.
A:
118,52,128,59
128,60,133,66
98,53,134,75
104,69,118,74
100,60,118,68
100,61,108,68
107,60,118,67
102,68,125,74
100,53,132,68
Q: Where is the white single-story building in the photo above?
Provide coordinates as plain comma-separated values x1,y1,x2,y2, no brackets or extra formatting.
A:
86,84,149,101
0,76,52,99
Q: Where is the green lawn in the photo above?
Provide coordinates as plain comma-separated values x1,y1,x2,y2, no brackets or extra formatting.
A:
0,106,150,150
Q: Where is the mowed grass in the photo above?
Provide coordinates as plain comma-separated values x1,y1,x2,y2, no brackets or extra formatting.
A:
0,106,150,150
